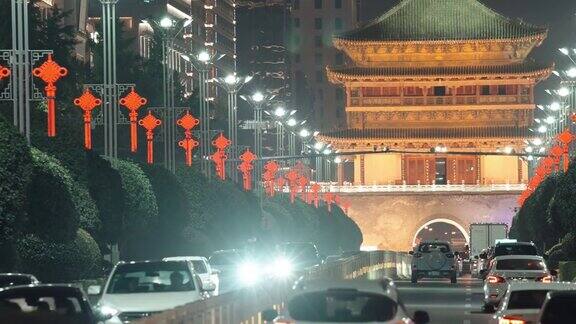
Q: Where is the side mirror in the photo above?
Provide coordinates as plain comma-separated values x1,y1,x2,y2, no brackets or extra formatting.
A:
261,309,278,322
408,251,414,255
201,281,216,292
413,310,430,324
87,285,102,296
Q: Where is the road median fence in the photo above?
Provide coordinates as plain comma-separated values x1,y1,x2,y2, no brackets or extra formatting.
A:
136,251,412,324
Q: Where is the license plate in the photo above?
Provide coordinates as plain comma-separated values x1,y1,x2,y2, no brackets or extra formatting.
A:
429,271,440,276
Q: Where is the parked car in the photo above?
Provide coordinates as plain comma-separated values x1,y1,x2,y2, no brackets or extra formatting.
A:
163,256,220,295
410,241,458,284
262,279,430,323
90,260,215,323
537,290,576,324
0,284,102,324
493,282,576,323
483,255,552,308
0,273,39,288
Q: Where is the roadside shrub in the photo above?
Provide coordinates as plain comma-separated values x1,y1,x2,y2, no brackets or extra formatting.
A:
17,229,102,282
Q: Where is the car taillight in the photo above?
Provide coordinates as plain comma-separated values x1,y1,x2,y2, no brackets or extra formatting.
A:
499,315,526,324
537,275,554,283
487,275,506,284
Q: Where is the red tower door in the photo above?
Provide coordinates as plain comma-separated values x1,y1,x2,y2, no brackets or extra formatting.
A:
405,155,435,185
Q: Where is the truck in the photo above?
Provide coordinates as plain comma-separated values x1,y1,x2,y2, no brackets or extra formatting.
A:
469,223,508,277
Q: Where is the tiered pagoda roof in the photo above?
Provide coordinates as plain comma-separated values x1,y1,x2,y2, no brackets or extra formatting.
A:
336,0,547,43
327,61,552,83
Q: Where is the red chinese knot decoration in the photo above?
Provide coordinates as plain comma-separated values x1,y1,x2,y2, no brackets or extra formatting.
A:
32,54,68,137
557,129,575,172
138,111,162,164
177,112,200,167
119,88,148,152
0,64,10,80
73,89,102,150
238,149,257,191
262,161,279,197
285,169,300,203
324,192,335,212
211,133,231,180
310,183,321,208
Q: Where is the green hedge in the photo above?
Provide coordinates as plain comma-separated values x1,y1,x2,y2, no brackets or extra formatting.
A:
0,115,33,270
17,229,102,282
559,261,576,282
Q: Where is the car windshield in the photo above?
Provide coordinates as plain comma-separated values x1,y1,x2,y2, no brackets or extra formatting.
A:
0,275,33,287
495,259,545,271
288,290,397,322
540,295,576,324
0,289,89,323
507,290,549,309
419,243,450,253
209,252,240,266
494,245,538,257
107,261,194,294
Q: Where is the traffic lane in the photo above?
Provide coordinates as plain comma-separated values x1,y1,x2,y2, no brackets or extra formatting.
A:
396,277,494,324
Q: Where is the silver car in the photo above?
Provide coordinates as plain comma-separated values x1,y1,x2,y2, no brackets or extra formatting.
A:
483,255,551,308
410,241,458,284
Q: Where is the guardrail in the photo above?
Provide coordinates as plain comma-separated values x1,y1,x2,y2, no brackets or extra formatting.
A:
309,183,526,193
136,251,411,324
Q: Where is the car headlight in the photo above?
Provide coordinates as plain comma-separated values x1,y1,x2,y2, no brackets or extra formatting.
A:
98,304,119,317
238,261,260,285
273,257,294,278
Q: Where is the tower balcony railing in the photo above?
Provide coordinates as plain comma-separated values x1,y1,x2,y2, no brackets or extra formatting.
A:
349,94,531,107
309,182,526,193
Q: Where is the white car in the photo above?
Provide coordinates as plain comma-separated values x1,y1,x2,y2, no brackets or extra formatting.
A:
483,255,552,308
89,260,215,323
494,282,576,324
163,256,220,295
262,279,430,323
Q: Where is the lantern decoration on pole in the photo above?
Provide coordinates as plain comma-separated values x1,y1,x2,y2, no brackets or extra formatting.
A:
0,64,10,80
139,111,162,164
285,169,300,203
73,89,102,150
324,192,335,212
297,176,309,199
262,161,279,197
211,133,231,180
276,177,286,195
310,183,321,208
549,145,564,172
340,200,351,215
177,111,200,167
32,54,68,137
557,129,575,172
119,88,148,152
238,149,257,191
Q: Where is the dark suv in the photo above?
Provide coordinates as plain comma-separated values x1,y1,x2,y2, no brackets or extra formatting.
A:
410,241,458,284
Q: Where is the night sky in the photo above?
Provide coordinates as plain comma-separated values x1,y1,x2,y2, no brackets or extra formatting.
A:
360,0,576,97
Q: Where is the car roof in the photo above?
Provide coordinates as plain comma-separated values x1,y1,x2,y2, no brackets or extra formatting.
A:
0,273,36,278
493,255,544,261
496,242,535,246
163,256,206,261
507,282,576,292
0,284,83,296
547,290,576,298
293,279,397,297
117,259,188,266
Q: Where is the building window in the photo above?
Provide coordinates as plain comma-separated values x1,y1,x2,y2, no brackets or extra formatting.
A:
335,0,342,9
315,53,323,66
334,18,343,30
498,85,506,95
293,18,300,28
314,0,322,9
314,18,322,30
293,0,299,9
433,86,446,96
316,70,324,82
481,85,490,95
315,35,323,47
435,158,447,185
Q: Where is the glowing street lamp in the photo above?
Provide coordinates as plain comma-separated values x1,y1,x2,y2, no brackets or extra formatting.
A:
558,87,570,97
274,106,286,117
299,129,310,138
538,125,548,133
159,17,174,28
560,48,570,56
566,68,576,78
549,102,561,111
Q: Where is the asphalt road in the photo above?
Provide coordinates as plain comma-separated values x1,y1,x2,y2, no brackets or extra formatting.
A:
396,276,494,324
